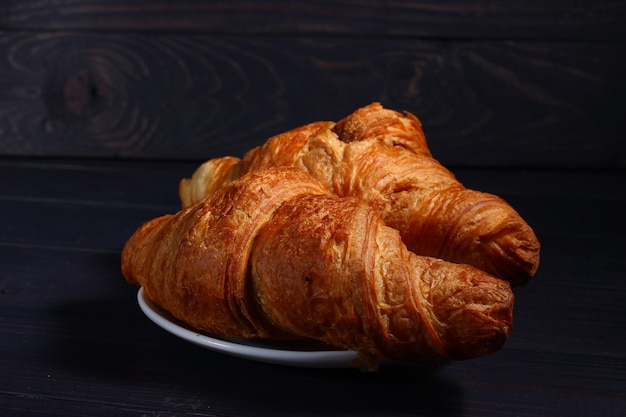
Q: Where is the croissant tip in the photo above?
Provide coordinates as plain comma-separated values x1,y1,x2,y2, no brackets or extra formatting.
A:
429,265,514,359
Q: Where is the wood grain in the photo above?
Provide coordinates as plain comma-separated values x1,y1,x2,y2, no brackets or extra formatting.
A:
1,0,624,40
1,33,623,167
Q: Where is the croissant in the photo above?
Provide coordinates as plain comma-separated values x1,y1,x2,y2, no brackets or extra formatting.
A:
180,103,540,286
124,167,513,363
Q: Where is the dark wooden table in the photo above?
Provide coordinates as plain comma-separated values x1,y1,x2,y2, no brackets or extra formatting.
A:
1,157,624,416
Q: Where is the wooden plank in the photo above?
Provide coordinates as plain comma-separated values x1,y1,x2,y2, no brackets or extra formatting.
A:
1,160,624,251
1,34,624,168
0,0,624,40
34,161,626,244
3,159,623,204
3,184,619,250
0,198,168,251
453,169,626,201
0,158,196,206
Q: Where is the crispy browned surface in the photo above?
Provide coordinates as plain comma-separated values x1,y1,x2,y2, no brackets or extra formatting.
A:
180,103,540,285
123,167,513,360
124,168,330,339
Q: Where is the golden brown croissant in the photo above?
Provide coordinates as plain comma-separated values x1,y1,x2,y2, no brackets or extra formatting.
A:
124,167,514,362
180,103,540,286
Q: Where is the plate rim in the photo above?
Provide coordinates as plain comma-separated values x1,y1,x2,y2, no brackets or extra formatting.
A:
136,287,359,368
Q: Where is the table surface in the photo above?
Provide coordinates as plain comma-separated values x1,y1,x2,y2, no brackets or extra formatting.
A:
1,157,625,417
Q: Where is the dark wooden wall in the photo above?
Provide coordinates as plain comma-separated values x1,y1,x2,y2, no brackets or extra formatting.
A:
1,1,624,168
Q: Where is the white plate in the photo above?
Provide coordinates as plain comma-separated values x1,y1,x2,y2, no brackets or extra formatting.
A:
137,287,359,368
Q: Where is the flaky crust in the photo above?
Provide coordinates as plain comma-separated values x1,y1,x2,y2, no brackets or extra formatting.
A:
180,103,540,285
124,167,513,361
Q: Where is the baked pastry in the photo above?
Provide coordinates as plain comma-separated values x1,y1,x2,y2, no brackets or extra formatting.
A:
124,167,514,363
180,103,540,285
